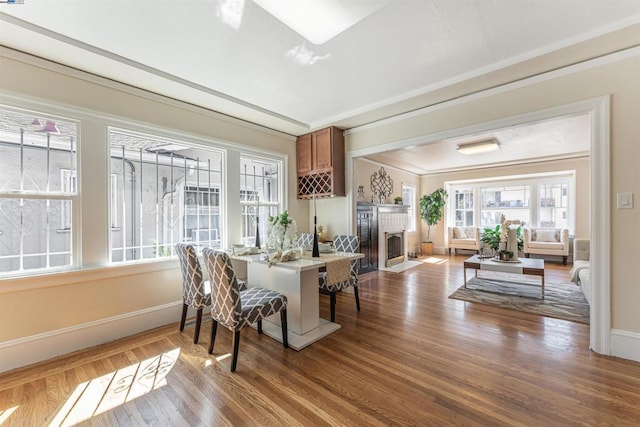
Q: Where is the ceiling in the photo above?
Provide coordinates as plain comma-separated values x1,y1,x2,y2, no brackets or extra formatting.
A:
364,112,592,174
0,1,638,173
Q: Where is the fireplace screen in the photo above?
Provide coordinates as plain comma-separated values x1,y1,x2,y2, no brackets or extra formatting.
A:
385,232,405,267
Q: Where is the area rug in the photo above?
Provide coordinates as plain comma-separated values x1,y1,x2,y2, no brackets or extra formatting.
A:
449,275,590,324
380,260,422,273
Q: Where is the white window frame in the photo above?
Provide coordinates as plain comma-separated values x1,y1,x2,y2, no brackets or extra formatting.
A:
0,104,79,276
402,183,416,232
446,171,576,234
108,127,226,264
239,154,284,247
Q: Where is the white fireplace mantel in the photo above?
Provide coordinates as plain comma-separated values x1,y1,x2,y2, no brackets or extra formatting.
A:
377,206,409,269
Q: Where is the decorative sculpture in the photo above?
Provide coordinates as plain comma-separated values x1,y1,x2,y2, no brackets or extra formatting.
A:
370,167,393,204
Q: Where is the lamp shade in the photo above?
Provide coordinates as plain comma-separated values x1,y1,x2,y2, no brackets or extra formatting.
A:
39,121,60,134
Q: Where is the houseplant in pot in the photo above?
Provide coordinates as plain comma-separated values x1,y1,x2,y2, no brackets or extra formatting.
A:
480,215,524,260
419,188,447,255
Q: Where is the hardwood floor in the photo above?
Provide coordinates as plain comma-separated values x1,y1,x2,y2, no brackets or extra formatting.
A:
2,255,640,426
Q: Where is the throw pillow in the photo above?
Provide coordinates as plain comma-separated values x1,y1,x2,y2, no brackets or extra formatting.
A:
536,229,558,242
453,227,467,239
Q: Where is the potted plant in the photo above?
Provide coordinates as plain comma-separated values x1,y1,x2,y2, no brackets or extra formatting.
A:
419,188,448,255
394,196,403,205
480,224,524,256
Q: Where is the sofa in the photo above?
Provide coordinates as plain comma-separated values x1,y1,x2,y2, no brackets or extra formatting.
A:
569,238,591,304
523,227,569,265
448,226,481,255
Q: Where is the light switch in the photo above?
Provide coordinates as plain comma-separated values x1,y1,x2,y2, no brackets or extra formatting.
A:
616,192,633,209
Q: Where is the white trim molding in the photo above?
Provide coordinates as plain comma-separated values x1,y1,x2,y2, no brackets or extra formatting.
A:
590,96,611,356
0,302,182,373
610,329,640,363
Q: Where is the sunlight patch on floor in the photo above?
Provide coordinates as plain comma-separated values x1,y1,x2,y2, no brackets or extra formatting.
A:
0,405,19,424
421,257,447,265
49,348,180,426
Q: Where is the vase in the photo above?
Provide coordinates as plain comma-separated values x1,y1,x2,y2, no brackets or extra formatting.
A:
506,228,518,261
357,185,365,201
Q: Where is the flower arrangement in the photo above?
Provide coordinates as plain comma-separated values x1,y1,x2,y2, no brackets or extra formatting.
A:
499,214,525,243
266,210,298,251
480,214,525,258
499,214,525,260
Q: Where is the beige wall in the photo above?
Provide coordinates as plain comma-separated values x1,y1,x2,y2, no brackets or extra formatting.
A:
352,159,421,252
347,55,640,334
420,157,590,248
0,52,302,343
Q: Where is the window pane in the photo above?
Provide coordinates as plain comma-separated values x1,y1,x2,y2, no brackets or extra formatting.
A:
539,182,568,228
453,187,474,227
0,107,78,274
402,184,416,232
109,130,223,262
240,157,281,246
0,107,77,193
0,198,73,273
480,185,530,227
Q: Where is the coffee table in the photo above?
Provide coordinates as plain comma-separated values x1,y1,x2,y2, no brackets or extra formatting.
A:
463,254,546,299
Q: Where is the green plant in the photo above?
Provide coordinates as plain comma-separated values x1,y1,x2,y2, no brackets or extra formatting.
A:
394,196,403,203
419,188,448,241
480,225,524,252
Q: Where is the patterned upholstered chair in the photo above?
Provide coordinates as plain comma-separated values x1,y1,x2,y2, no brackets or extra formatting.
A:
318,235,360,322
175,243,211,344
297,232,315,249
202,248,288,372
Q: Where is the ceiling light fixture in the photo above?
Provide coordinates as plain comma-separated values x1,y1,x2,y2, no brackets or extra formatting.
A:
253,0,388,45
456,139,500,155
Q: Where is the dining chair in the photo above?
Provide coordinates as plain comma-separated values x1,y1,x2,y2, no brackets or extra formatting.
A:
202,248,288,372
175,243,247,344
297,232,315,248
318,235,361,322
175,243,211,344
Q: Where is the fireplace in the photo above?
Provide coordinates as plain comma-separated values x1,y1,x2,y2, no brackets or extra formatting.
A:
385,231,405,267
358,202,408,271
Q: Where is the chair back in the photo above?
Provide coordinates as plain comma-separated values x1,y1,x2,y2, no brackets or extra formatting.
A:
333,235,360,279
202,248,243,330
297,232,314,248
333,235,359,253
175,243,208,308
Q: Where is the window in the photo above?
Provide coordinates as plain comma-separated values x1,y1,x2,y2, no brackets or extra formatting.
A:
453,187,474,227
0,106,78,274
447,172,575,233
538,182,569,229
480,185,530,227
109,129,223,262
402,184,416,232
239,156,282,247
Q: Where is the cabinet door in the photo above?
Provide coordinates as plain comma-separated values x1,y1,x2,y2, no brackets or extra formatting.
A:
296,133,312,174
313,128,332,170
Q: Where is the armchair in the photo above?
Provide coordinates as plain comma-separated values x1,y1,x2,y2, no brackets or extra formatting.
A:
523,227,569,264
448,226,481,255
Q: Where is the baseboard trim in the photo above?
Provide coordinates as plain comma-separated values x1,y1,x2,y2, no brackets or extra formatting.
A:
0,301,183,373
610,329,640,363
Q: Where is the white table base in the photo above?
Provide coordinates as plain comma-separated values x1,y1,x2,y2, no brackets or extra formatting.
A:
246,260,340,351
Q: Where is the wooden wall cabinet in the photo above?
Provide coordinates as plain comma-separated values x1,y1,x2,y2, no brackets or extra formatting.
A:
296,126,345,199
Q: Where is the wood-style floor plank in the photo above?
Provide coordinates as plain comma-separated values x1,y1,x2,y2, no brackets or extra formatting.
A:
1,254,640,426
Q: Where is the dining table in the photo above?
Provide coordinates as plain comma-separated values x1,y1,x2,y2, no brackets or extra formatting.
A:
230,250,364,350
